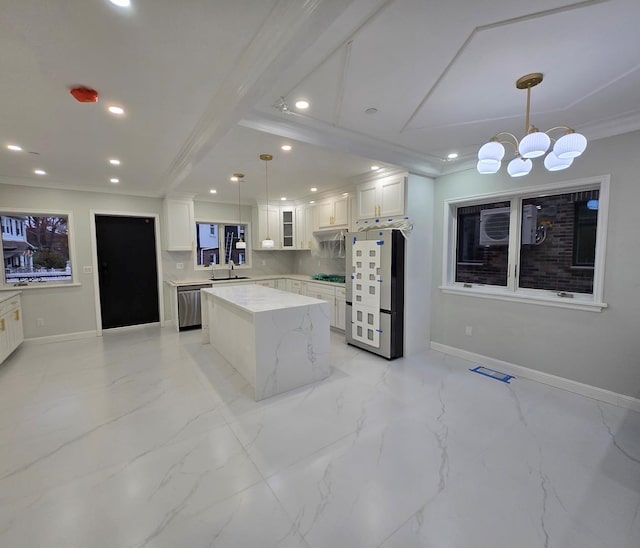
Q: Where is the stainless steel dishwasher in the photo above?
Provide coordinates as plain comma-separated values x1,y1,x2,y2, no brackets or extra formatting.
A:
177,285,210,330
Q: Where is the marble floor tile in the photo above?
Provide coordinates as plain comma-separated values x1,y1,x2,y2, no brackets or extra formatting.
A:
0,327,638,548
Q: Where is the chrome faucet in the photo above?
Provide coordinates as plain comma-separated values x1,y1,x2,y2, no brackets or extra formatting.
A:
227,260,235,279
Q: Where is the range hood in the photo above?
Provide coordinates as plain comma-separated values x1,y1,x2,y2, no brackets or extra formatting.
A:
312,228,346,242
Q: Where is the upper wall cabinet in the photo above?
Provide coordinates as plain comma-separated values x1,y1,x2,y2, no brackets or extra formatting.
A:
163,198,195,251
295,205,317,250
356,175,406,220
316,195,350,230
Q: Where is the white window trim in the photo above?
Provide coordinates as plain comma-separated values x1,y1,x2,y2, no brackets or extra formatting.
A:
441,175,609,312
193,218,251,271
0,208,78,290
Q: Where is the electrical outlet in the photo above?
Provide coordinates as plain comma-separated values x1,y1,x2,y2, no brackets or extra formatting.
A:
465,326,473,336
36,318,44,326
176,263,184,270
83,266,92,274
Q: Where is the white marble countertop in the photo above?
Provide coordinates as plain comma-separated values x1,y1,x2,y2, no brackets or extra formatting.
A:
166,274,345,288
202,284,325,314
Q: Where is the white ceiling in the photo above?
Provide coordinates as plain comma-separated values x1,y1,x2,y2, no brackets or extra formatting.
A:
1,0,639,206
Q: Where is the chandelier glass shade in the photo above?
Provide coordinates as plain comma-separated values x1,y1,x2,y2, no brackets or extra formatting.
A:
259,154,275,249
477,73,587,177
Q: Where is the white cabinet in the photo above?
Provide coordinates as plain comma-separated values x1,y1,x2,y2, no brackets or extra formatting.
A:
316,195,349,229
253,205,280,250
305,282,345,330
0,293,23,364
295,205,317,250
289,279,307,295
280,207,295,249
335,286,346,331
356,175,405,220
163,198,195,251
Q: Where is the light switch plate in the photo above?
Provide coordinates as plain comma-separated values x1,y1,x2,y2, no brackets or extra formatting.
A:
176,263,184,270
83,266,92,274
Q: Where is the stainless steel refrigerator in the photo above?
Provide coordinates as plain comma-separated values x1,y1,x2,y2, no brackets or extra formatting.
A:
345,229,405,359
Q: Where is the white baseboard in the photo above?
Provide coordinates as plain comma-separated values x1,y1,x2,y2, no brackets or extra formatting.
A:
23,330,98,346
430,342,640,413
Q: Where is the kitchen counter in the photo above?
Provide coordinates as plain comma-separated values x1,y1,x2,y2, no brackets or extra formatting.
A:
201,284,330,401
166,274,345,288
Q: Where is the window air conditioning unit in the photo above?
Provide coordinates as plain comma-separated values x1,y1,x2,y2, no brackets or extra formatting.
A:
479,205,537,246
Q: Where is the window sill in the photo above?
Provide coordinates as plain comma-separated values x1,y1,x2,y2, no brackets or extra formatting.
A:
1,282,82,291
439,284,607,312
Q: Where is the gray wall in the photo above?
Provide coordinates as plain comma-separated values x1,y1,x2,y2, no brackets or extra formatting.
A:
431,130,640,398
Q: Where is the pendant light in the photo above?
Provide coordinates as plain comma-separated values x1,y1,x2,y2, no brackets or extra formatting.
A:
477,73,587,177
259,154,275,249
234,173,246,249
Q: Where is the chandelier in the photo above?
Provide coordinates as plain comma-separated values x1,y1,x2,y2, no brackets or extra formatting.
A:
259,154,275,249
477,73,587,177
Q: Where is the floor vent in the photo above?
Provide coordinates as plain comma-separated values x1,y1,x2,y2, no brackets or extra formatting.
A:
470,366,515,384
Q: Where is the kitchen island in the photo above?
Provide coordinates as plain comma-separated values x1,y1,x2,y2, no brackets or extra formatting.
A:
201,284,331,401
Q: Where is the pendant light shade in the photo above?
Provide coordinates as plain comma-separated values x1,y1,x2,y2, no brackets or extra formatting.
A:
259,154,275,249
518,130,550,158
543,151,573,171
477,73,587,177
553,131,587,159
478,141,505,164
477,160,501,174
507,157,532,177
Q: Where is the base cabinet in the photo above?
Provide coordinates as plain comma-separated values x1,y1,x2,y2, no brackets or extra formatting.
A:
0,293,23,364
305,282,345,330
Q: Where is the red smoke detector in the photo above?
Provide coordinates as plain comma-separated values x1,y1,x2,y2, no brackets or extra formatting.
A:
70,87,99,103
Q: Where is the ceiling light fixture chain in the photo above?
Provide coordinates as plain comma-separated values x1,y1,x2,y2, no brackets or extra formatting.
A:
477,73,587,177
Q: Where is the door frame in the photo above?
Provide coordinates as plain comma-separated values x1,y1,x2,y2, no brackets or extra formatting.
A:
90,210,165,336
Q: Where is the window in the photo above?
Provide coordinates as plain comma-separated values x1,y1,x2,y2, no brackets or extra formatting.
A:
195,222,249,269
443,177,608,310
1,211,76,287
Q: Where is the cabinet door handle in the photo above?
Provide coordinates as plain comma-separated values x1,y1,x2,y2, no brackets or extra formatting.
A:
15,310,20,321
0,318,4,332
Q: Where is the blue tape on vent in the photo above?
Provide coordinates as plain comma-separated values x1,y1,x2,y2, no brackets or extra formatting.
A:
469,366,515,384
376,240,384,245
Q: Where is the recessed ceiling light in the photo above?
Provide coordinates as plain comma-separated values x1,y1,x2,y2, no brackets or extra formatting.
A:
7,144,23,152
109,158,121,165
108,105,125,115
342,192,349,197
365,108,378,115
109,0,131,7
209,189,217,194
310,187,317,192
230,175,239,182
447,152,459,159
34,169,46,175
280,197,287,201
309,200,315,204
110,178,119,183
281,144,292,151
294,100,309,109
370,165,380,171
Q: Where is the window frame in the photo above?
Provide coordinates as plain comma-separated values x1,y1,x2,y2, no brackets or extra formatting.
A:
0,208,79,290
441,175,609,312
193,218,251,271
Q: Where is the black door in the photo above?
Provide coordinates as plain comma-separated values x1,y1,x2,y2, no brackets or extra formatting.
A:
95,215,160,329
